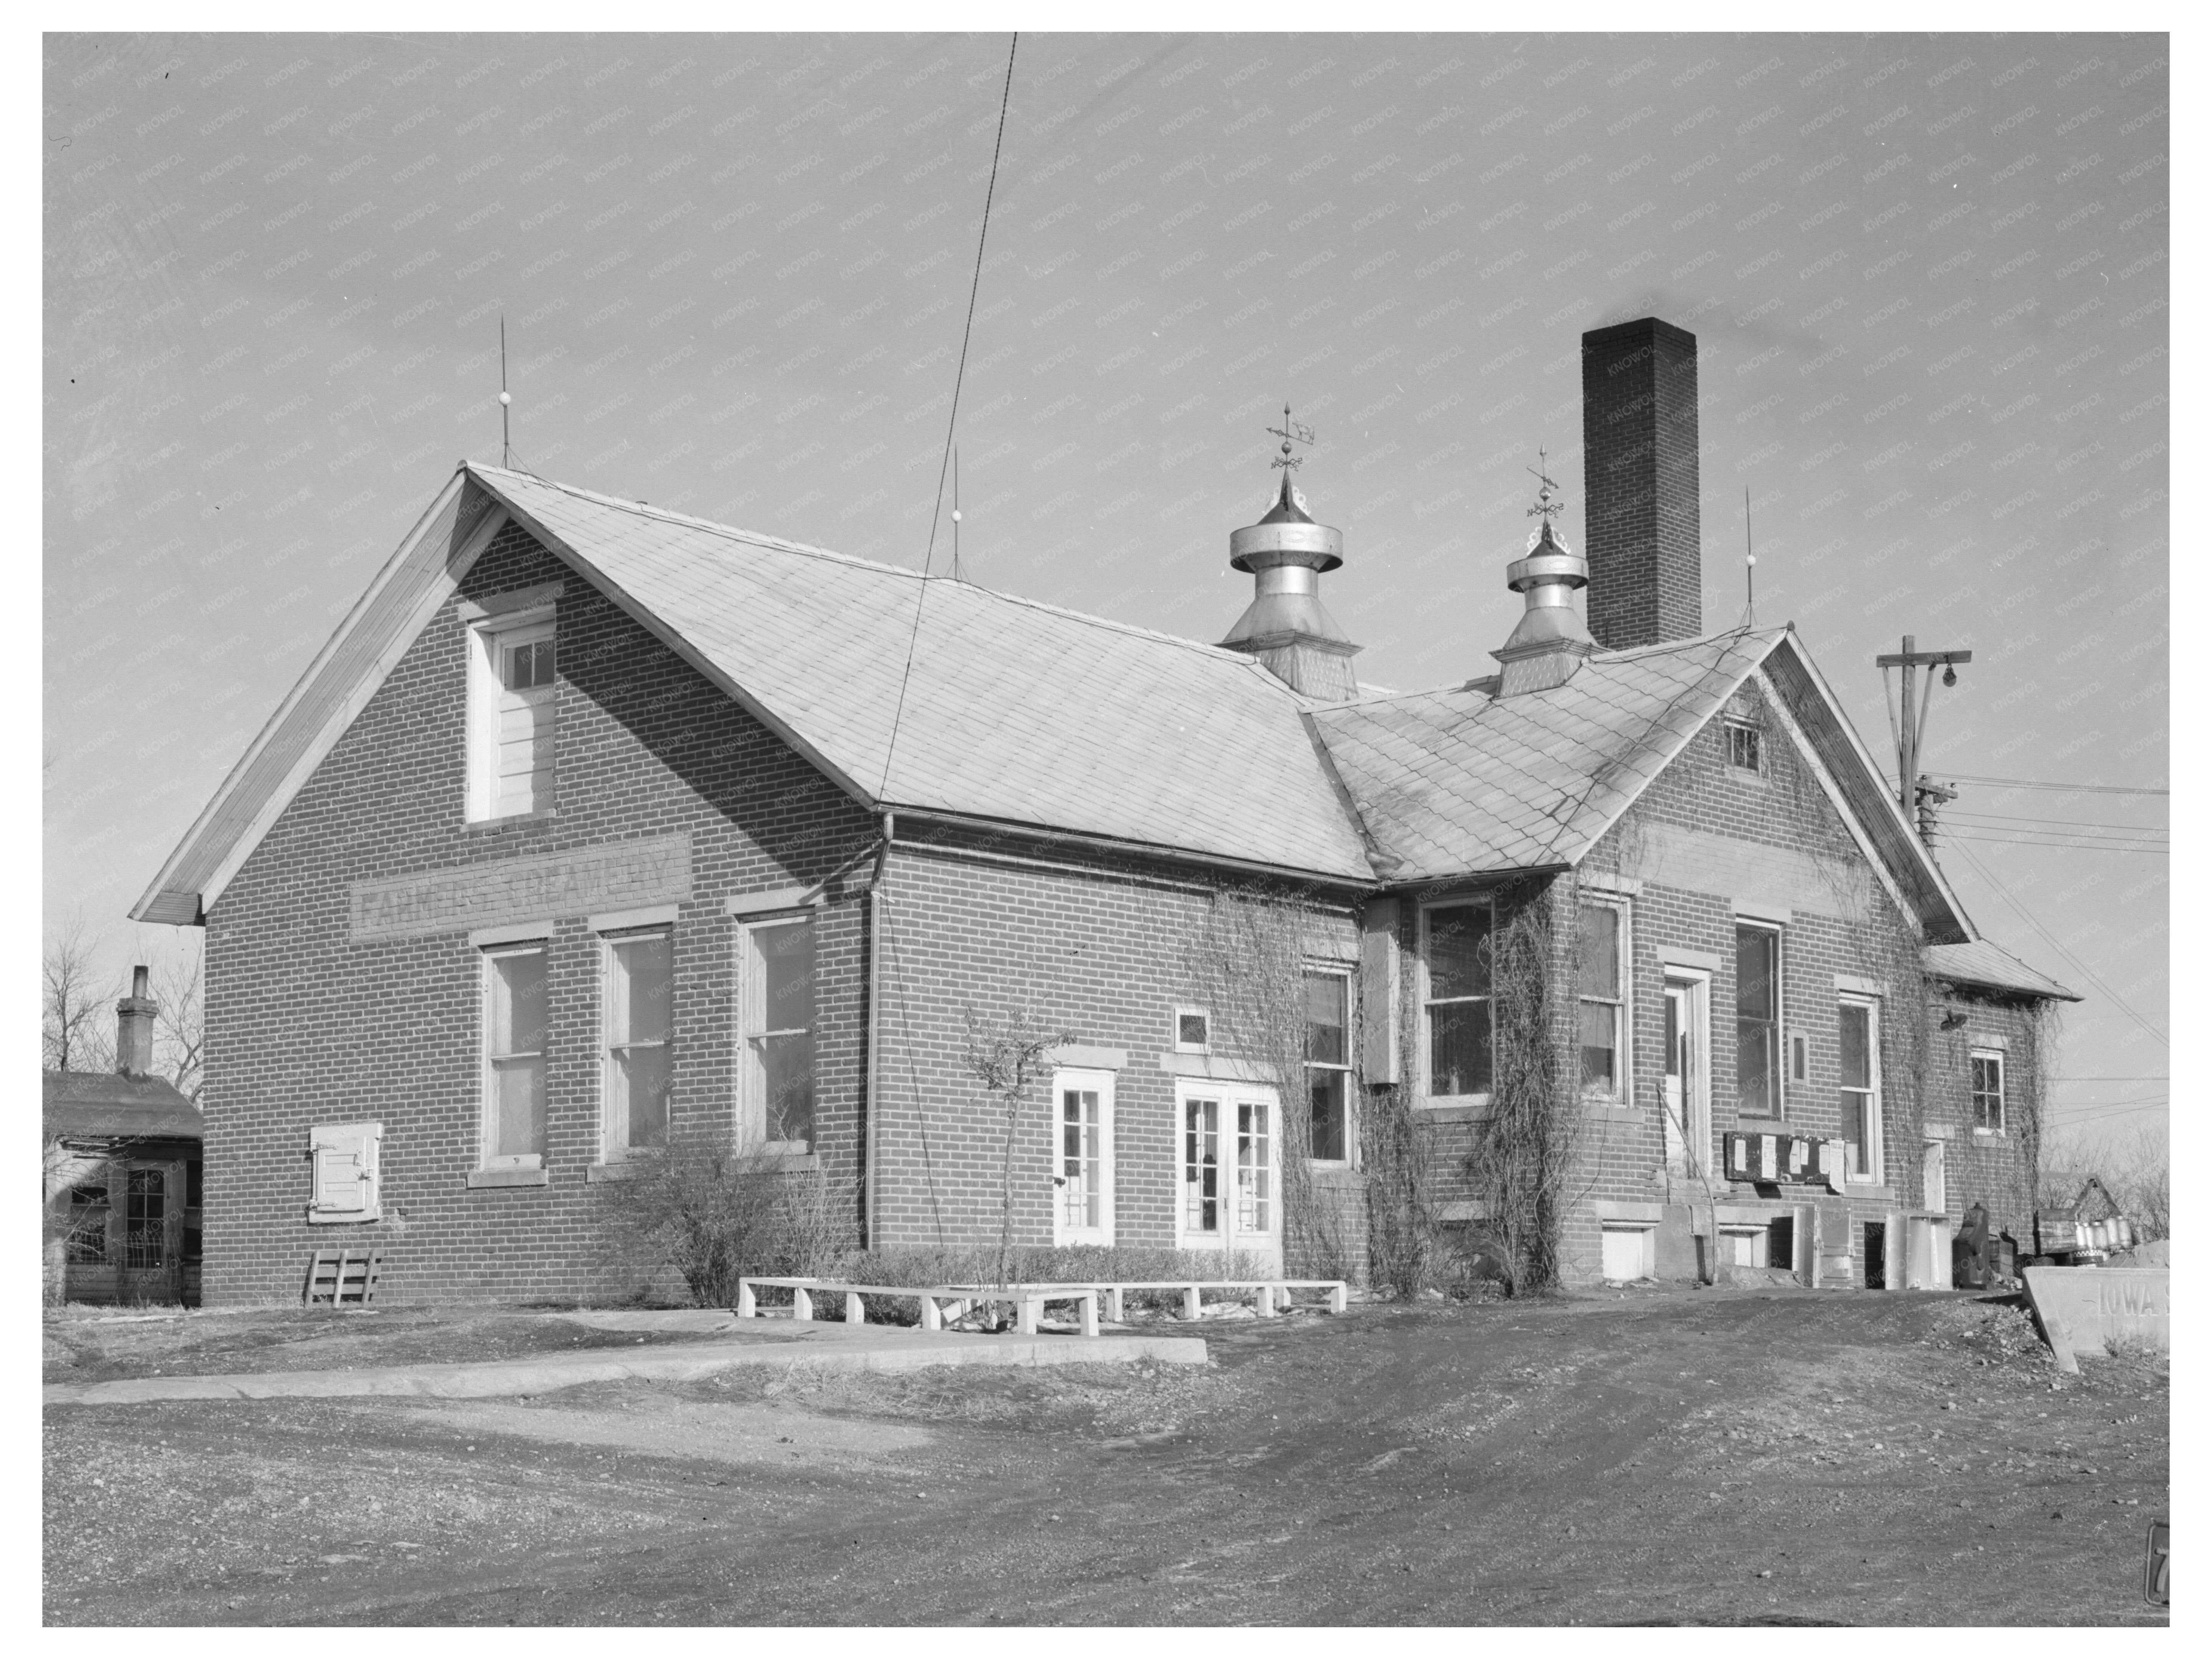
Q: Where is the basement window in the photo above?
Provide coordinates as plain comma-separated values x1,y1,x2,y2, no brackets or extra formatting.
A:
1971,1050,2006,1133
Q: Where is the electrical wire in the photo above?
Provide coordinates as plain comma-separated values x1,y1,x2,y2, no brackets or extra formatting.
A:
1947,773,2169,796
1945,810,2167,835
1939,831,2167,855
878,33,1018,802
1943,836,2169,1048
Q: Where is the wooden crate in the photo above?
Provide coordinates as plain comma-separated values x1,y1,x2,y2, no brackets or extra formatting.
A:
304,1246,382,1306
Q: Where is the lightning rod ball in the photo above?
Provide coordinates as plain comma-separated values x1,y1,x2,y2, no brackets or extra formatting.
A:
498,392,512,406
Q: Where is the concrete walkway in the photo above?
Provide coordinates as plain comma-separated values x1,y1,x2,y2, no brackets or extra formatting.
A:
45,1317,1208,1407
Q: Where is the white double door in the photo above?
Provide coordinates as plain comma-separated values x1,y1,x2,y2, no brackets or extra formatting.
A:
1174,1077,1282,1267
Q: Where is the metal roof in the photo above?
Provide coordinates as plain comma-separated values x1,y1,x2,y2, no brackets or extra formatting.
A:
1925,938,2080,1000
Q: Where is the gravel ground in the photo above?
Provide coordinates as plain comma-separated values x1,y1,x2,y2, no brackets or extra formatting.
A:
44,1286,2168,1626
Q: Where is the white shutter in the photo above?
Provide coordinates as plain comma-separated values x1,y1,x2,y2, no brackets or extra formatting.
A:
308,1123,383,1224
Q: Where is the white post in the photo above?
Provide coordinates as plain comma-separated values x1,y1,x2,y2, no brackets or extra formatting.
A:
793,1286,813,1323
1106,1286,1125,1324
1329,1282,1348,1315
737,1281,757,1319
1019,1297,1040,1335
921,1294,941,1331
1080,1291,1099,1338
1255,1284,1276,1318
1183,1285,1202,1321
846,1290,866,1325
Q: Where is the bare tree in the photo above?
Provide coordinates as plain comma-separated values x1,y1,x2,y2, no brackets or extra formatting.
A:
152,950,205,1103
961,1004,1073,1291
42,915,116,1074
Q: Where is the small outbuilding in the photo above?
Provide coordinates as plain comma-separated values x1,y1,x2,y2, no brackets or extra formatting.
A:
42,968,204,1306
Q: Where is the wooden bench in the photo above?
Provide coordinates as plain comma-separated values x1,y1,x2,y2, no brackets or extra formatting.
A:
734,1275,1349,1334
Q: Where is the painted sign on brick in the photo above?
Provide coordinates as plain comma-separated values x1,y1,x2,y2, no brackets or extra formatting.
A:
348,833,692,941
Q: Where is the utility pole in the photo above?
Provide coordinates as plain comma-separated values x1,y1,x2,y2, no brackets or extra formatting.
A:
1875,633,1971,841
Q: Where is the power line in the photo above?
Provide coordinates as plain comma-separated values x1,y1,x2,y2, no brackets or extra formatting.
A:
1946,810,2167,835
878,32,1018,801
1949,773,2169,796
1941,831,2167,855
1943,836,2169,1048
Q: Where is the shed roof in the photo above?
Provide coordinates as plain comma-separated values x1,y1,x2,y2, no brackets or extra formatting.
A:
1926,938,2080,1001
43,1071,203,1144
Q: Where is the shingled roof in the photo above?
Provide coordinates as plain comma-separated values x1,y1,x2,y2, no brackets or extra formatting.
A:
132,462,1983,950
1310,627,1786,878
1925,938,2079,1000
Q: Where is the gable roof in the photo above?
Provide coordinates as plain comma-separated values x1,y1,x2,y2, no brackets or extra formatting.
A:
127,464,1987,947
1309,627,1784,878
1926,938,2079,1000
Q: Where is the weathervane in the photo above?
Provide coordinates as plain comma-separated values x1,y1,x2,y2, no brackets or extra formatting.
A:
1266,402,1315,470
1525,447,1566,548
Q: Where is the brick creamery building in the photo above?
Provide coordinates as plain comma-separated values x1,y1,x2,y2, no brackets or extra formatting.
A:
134,317,2073,1303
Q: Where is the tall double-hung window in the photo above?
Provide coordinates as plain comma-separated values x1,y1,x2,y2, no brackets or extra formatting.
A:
482,942,548,1167
1734,923,1782,1118
1971,1049,2006,1132
739,916,816,1151
603,929,674,1160
1304,969,1352,1162
1578,902,1628,1101
1839,997,1883,1181
1422,901,1494,1100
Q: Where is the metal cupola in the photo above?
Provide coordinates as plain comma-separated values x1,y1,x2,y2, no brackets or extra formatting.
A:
1218,405,1361,702
1490,452,1597,697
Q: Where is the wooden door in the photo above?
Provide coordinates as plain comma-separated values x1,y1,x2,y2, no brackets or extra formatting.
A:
115,1162,183,1305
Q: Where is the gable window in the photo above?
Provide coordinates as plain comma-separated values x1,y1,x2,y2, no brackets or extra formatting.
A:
1422,901,1495,1100
1578,902,1628,1101
1726,721,1762,775
1971,1049,2005,1132
1734,923,1782,1118
1304,969,1352,1163
603,929,673,1160
467,611,556,820
483,945,548,1167
1839,996,1883,1181
740,916,815,1151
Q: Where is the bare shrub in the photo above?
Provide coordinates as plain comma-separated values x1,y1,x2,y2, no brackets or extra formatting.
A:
960,1004,1075,1288
593,1142,844,1308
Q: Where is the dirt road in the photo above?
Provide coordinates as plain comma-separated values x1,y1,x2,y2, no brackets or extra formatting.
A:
44,1288,2167,1625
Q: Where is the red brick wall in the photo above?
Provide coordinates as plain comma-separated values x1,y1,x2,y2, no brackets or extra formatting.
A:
203,523,879,1304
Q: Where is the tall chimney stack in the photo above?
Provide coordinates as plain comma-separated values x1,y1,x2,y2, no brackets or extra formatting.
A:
1581,317,1702,649
116,965,156,1079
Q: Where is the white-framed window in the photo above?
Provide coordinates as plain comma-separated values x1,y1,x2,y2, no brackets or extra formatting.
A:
601,929,673,1161
466,610,556,820
482,944,548,1168
1578,900,1629,1101
738,914,815,1152
1971,1049,2005,1132
1051,1067,1116,1246
1839,995,1883,1182
1725,720,1762,775
1421,898,1494,1103
1734,922,1782,1119
1173,1005,1211,1053
1304,968,1353,1163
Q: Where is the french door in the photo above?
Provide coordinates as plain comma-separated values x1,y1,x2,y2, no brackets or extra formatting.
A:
1051,1068,1115,1245
1661,975,1711,1177
1176,1079,1281,1263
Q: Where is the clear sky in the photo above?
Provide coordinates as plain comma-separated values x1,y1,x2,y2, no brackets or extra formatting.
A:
43,30,2168,1144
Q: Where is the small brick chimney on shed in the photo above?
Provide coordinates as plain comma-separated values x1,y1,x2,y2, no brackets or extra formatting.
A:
116,964,156,1079
1581,317,1703,649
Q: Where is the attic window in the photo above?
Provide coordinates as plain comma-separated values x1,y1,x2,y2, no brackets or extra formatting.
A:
467,607,557,821
1175,1008,1210,1053
1725,721,1762,774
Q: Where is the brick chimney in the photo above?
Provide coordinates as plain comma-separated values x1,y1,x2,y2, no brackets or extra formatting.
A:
116,965,156,1079
1581,317,1702,649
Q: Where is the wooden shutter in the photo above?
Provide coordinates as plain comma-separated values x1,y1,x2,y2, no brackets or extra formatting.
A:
308,1123,383,1224
1359,897,1401,1084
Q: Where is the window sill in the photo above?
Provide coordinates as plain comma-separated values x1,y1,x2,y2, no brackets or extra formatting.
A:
586,1161,644,1183
1972,1127,2006,1139
1582,1100,1637,1122
1414,1100,1490,1123
465,808,560,832
467,1167,549,1188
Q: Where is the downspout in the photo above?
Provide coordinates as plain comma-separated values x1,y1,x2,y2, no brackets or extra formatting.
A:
864,811,894,1249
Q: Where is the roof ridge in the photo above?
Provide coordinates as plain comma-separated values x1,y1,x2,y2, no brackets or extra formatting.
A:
472,463,1282,672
